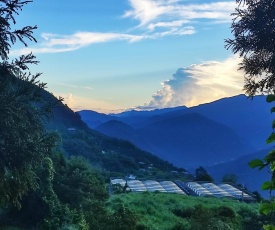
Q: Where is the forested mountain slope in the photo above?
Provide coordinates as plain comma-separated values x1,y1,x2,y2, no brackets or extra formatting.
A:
40,89,189,178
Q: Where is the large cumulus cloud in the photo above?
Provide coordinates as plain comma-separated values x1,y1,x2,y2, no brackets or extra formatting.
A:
142,56,244,109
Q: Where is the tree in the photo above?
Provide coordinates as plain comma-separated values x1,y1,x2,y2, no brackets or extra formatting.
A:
226,1,275,229
194,166,214,182
225,0,275,96
0,0,59,208
109,204,140,230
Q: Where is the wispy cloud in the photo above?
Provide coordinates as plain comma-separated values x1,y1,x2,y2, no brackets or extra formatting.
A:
10,0,234,55
139,56,244,109
10,28,195,55
41,32,144,47
147,20,189,30
55,83,93,91
124,0,235,30
10,32,147,55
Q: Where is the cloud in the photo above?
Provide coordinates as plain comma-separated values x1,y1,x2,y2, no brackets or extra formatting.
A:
55,83,93,91
151,26,195,37
62,93,75,109
141,56,244,109
10,32,147,55
9,0,234,55
124,0,172,26
124,0,235,30
147,20,189,30
58,93,124,114
41,32,144,47
10,27,195,55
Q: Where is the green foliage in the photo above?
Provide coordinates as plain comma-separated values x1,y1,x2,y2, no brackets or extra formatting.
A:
173,204,239,230
263,225,275,230
51,154,110,229
225,0,275,96
0,0,37,61
108,204,140,230
195,166,214,182
248,159,267,170
267,95,275,103
1,153,112,229
262,182,275,191
53,155,108,208
227,2,275,225
259,202,275,215
248,96,275,229
187,205,237,230
0,0,63,209
227,3,275,228
248,95,275,230
60,129,191,181
108,193,262,230
267,133,275,144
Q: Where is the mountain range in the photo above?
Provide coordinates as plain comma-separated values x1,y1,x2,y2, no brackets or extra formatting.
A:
37,91,275,196
79,95,273,168
79,94,274,196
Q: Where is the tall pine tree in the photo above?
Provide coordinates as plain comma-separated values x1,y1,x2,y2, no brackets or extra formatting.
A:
0,0,59,208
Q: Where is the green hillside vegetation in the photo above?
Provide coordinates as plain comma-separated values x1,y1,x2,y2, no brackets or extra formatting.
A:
59,128,191,180
1,153,157,229
108,193,271,230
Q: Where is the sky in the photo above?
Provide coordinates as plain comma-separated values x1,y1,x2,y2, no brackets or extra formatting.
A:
10,0,245,113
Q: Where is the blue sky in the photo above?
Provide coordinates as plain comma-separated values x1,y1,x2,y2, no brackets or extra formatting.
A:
11,0,245,113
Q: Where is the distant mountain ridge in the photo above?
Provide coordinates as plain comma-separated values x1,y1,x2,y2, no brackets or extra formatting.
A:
80,106,187,129
79,94,273,169
163,95,272,150
110,106,187,117
78,110,116,128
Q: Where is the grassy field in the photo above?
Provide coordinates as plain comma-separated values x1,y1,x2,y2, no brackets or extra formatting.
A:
107,192,263,230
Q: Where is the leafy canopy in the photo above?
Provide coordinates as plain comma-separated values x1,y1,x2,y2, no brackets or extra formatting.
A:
226,1,275,229
225,0,275,96
195,166,214,182
0,0,59,208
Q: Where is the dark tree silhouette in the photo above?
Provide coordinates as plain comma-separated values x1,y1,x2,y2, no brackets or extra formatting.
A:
0,0,59,208
225,0,275,96
226,1,275,228
195,166,214,182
